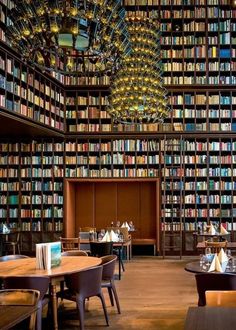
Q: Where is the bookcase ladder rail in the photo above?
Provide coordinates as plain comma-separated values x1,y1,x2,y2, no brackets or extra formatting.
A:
162,135,184,259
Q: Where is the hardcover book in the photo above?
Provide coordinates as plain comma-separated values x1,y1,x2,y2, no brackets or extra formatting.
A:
36,241,61,270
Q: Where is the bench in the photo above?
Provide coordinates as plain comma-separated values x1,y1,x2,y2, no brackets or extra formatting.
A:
132,239,157,256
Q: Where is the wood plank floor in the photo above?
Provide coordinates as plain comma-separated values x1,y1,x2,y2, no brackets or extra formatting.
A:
45,256,198,330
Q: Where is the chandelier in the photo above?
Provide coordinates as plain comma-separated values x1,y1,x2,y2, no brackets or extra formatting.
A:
6,0,131,75
107,15,170,123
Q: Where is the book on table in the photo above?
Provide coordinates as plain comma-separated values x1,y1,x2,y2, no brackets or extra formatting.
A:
36,241,61,270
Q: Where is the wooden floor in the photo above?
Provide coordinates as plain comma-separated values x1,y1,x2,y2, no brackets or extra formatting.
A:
44,256,198,330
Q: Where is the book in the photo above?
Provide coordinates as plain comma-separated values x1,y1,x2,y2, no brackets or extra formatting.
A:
36,241,61,270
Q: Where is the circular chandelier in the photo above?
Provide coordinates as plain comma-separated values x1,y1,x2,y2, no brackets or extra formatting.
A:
6,0,131,75
107,15,170,123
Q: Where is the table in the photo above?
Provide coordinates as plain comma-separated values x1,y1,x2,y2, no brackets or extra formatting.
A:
0,256,101,330
0,305,38,330
184,306,236,330
185,260,236,274
197,241,236,250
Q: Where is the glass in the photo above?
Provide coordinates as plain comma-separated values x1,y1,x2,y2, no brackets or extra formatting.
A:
98,229,105,241
232,258,236,272
205,247,212,267
226,249,232,259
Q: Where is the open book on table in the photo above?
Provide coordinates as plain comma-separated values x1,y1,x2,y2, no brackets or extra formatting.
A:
36,241,61,270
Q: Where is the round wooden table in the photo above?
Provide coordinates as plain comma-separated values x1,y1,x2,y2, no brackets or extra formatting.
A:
0,256,101,330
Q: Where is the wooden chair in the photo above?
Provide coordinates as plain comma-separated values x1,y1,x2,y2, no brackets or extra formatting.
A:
59,237,80,252
3,232,21,255
61,250,88,256
79,227,96,232
205,240,227,253
0,289,40,330
206,290,236,307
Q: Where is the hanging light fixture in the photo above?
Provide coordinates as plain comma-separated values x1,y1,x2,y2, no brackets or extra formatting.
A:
6,0,131,75
107,14,170,123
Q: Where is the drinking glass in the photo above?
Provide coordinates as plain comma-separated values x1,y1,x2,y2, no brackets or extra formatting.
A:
226,249,232,259
232,258,236,272
205,247,211,266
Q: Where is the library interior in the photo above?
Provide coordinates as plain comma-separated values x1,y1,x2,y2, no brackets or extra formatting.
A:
0,0,236,330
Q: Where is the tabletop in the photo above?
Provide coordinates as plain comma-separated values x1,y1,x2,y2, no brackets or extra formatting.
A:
185,260,236,274
0,256,101,278
184,307,236,330
0,305,38,330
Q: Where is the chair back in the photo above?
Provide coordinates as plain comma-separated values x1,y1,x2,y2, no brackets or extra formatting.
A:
205,240,227,253
59,237,80,252
0,255,29,262
79,227,96,232
65,265,103,298
101,255,117,280
3,276,50,300
206,290,236,307
195,273,236,306
62,250,88,256
90,241,113,257
79,231,97,241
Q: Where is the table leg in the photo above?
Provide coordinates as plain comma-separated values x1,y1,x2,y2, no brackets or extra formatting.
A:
51,283,58,330
118,247,121,280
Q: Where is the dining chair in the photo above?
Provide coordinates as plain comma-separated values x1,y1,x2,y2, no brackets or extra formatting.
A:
59,265,109,330
61,250,88,256
3,232,21,255
59,237,80,252
90,241,113,257
206,290,236,307
0,289,40,330
0,254,30,262
205,240,227,253
2,276,50,330
101,255,121,314
195,273,236,306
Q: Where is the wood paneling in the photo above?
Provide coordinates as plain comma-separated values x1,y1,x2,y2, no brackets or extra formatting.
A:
117,182,140,226
140,182,157,239
95,183,117,229
64,178,160,251
74,182,94,234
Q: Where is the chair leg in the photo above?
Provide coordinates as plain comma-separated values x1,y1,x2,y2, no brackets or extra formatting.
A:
76,295,85,330
36,302,43,330
121,258,125,272
98,293,109,326
111,281,121,314
107,287,114,306
18,242,21,254
13,245,16,255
